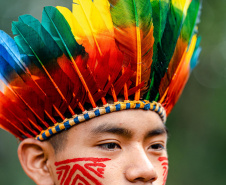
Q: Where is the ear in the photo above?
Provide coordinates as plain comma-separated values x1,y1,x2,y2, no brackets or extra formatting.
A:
18,138,55,185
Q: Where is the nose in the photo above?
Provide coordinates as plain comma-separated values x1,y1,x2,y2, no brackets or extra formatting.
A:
125,147,158,183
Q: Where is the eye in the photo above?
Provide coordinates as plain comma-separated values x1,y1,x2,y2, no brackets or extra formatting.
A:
149,143,165,151
98,142,121,151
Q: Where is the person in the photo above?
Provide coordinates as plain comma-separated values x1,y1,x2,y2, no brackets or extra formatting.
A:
0,0,201,184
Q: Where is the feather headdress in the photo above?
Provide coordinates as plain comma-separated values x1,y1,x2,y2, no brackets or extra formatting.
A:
0,0,201,140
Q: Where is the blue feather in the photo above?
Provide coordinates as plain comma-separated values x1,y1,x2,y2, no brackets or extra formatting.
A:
0,30,26,73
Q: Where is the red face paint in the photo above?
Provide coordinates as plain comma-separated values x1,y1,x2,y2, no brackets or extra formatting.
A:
55,157,111,185
158,157,168,185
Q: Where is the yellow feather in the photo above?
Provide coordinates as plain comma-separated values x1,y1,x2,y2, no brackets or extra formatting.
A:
92,0,114,34
72,0,112,35
72,0,114,55
172,0,191,17
56,6,86,44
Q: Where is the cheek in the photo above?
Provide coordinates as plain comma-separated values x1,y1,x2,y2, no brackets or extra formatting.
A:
158,157,169,185
54,157,111,185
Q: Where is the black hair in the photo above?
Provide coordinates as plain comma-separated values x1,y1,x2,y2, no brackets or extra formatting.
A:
48,129,69,154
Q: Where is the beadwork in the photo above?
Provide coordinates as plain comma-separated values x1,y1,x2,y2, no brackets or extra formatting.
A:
36,101,166,141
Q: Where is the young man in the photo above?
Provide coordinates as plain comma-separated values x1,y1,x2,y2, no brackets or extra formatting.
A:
19,109,168,184
0,0,201,184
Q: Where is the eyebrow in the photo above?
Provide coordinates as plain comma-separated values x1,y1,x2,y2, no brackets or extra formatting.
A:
144,127,168,140
91,124,168,139
91,124,133,139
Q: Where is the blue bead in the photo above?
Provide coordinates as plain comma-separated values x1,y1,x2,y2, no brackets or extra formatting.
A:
144,103,150,110
84,113,90,120
94,109,101,116
126,103,130,109
116,104,121,111
105,106,111,113
64,121,71,130
74,117,80,124
135,103,140,109
55,125,61,132
42,132,47,140
157,107,161,113
49,129,53,135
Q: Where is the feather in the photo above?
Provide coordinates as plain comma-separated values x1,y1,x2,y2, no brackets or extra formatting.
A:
150,0,170,89
158,0,201,100
146,0,191,101
42,6,105,108
0,77,44,136
109,0,154,100
0,30,54,115
71,1,111,91
181,0,201,42
0,32,54,130
18,14,83,113
0,30,26,72
0,0,202,140
111,65,134,96
0,56,49,129
0,86,33,139
0,89,40,135
0,101,35,138
72,0,114,55
21,15,85,110
12,16,77,117
190,36,201,70
0,115,26,140
150,0,170,45
70,1,123,100
160,35,197,115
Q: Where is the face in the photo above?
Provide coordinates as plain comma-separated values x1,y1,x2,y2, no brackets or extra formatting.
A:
47,109,168,185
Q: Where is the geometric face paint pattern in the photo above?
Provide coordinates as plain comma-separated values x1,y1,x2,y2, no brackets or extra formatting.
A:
158,157,169,185
55,157,111,185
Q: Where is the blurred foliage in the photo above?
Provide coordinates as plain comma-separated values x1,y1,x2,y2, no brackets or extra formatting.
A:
0,0,226,184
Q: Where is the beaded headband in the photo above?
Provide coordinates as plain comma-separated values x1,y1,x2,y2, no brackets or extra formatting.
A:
0,0,201,141
37,101,166,141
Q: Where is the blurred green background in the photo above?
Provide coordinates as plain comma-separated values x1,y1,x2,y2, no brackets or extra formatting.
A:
0,0,226,184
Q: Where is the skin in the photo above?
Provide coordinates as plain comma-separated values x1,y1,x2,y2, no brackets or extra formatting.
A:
18,109,168,185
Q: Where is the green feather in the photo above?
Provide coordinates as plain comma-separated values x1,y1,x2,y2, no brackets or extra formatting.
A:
150,0,169,72
146,1,187,100
18,15,63,58
42,6,85,59
110,0,152,33
109,0,154,97
150,0,170,44
12,21,51,68
12,17,74,111
181,0,201,42
161,2,186,63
